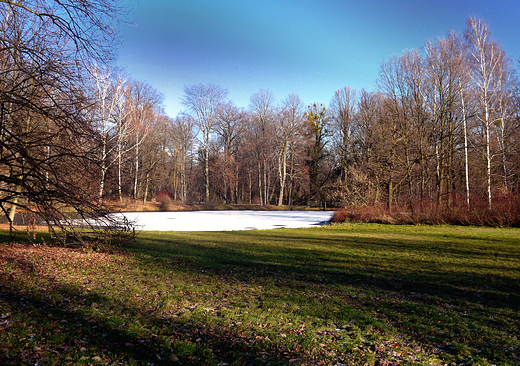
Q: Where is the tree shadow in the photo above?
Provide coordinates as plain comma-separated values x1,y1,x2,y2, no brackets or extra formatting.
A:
0,251,299,365
127,230,520,363
133,232,519,310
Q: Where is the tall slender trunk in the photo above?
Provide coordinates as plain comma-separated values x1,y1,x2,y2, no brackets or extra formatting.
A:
497,124,511,192
9,115,31,221
235,166,239,204
204,142,209,202
134,133,140,201
278,144,287,206
460,87,470,209
98,135,107,206
258,162,263,205
248,170,252,204
143,170,150,204
288,148,295,206
8,188,21,223
485,103,492,209
181,155,187,204
263,160,268,205
435,143,442,206
117,140,123,203
223,153,228,203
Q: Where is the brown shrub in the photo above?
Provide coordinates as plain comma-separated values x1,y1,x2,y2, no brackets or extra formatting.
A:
156,191,173,211
332,193,520,227
331,208,348,223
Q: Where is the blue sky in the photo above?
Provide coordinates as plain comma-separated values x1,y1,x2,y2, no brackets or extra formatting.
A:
118,0,520,118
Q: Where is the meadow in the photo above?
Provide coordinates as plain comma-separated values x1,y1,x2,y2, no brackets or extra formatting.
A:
0,223,519,365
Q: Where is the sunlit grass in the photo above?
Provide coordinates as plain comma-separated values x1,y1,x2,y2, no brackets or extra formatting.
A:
1,223,519,365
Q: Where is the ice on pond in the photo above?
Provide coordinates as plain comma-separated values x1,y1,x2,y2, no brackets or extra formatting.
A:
114,210,333,231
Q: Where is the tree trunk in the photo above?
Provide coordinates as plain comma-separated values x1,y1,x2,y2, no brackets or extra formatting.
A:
134,133,140,201
204,142,210,202
278,145,287,206
460,87,470,209
485,104,492,209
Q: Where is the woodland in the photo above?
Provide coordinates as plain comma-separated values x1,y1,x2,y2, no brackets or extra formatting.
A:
1,0,520,236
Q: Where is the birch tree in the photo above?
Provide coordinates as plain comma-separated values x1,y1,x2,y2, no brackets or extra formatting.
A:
465,16,512,208
87,64,126,205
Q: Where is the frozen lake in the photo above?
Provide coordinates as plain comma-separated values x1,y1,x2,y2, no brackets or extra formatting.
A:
118,210,334,231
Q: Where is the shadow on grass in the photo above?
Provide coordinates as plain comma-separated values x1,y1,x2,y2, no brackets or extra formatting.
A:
134,231,520,309
2,225,519,365
128,229,520,364
0,253,300,366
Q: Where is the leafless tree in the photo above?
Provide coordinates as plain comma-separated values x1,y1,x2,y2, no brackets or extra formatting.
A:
0,0,133,244
329,87,358,186
182,84,227,202
86,63,126,205
465,16,512,208
305,102,331,200
249,89,277,205
0,0,123,62
169,115,195,204
277,93,304,206
215,102,245,203
127,80,163,201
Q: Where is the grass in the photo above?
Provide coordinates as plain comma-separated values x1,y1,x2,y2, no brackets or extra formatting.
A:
0,223,519,365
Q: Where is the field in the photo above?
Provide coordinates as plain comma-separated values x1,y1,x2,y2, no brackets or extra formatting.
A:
0,223,519,365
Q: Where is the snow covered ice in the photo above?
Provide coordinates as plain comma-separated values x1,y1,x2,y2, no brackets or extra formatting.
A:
115,210,333,231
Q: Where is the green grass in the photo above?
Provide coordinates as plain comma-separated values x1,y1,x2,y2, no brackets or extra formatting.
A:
1,223,519,365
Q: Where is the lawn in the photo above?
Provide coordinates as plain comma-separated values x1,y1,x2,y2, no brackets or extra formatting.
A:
0,223,519,365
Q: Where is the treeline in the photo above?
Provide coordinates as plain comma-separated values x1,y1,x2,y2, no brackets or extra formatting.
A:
1,2,519,229
143,18,520,223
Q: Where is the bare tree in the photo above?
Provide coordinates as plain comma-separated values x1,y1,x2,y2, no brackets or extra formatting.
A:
465,17,512,208
305,103,330,200
379,51,427,212
424,35,466,208
329,87,358,187
493,57,515,193
0,1,133,243
127,80,163,201
169,115,195,204
0,0,123,62
249,89,276,205
182,84,227,202
215,102,245,203
277,93,304,206
87,63,126,205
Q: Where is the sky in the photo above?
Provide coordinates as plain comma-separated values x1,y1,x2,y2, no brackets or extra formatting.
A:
117,0,520,118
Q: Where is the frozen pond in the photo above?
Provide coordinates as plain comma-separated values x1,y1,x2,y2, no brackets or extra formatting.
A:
117,210,333,231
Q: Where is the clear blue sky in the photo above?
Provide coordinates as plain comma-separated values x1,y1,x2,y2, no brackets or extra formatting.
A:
118,0,520,118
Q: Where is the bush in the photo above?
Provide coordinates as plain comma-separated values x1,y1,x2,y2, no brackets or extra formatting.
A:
331,208,348,223
156,191,173,211
332,193,520,227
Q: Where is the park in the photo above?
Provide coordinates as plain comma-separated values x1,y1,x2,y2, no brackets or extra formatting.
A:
1,1,520,365
1,220,519,365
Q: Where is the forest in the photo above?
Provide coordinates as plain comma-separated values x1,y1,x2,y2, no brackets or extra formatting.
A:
1,0,519,230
